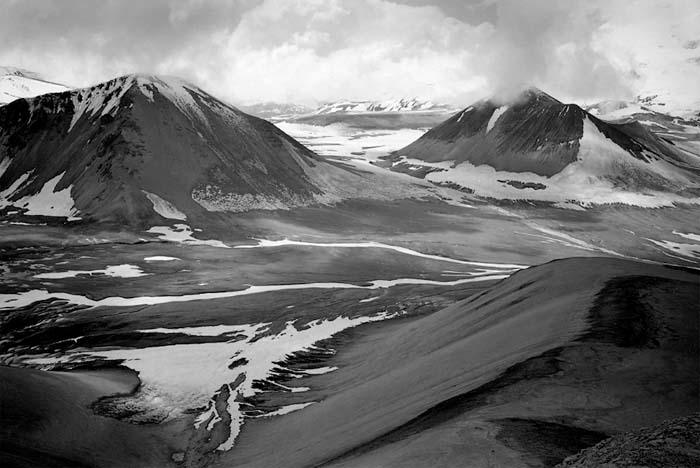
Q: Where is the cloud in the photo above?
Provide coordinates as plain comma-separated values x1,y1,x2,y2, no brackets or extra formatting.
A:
0,0,698,109
0,0,256,86
481,1,631,103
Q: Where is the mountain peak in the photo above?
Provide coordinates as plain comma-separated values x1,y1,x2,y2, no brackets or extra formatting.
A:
0,66,42,80
58,73,223,133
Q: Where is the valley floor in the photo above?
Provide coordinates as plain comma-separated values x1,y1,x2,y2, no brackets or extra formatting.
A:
1,194,699,467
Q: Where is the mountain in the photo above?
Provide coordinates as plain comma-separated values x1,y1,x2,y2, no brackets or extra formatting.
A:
314,98,454,115
0,66,71,106
584,99,700,159
385,87,700,207
0,74,424,226
230,98,455,122
237,102,314,120
585,99,700,128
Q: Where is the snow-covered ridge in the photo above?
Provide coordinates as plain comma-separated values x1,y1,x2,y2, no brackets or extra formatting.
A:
0,67,70,105
585,98,700,123
0,66,44,80
314,98,454,114
239,102,314,119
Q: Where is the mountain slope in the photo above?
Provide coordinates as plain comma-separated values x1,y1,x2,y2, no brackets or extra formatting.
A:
0,67,70,106
0,74,426,226
386,88,700,207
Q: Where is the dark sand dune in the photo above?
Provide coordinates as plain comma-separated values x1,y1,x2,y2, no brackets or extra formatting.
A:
0,366,187,467
212,257,698,468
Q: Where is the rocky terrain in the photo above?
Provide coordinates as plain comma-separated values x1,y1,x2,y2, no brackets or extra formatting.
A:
557,414,700,468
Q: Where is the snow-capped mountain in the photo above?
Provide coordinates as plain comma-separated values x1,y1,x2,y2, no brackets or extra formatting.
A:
386,87,700,207
314,98,454,114
585,99,699,124
584,99,700,164
238,102,314,119
0,66,71,105
0,74,421,226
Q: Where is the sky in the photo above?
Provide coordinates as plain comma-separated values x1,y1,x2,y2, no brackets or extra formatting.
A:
1,0,699,109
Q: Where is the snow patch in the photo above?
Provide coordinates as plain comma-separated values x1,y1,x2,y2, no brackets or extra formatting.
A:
235,238,527,269
143,191,186,220
673,231,700,242
486,106,508,133
69,77,134,132
138,324,262,337
28,311,403,451
646,237,700,260
13,172,80,219
259,402,316,417
457,107,473,123
0,274,510,310
34,264,147,279
147,224,229,248
0,170,33,208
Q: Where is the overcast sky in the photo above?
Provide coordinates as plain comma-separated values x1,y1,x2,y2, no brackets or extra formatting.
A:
1,0,699,108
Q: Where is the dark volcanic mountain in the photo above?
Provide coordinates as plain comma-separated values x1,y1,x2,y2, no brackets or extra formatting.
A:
387,88,700,205
0,75,416,226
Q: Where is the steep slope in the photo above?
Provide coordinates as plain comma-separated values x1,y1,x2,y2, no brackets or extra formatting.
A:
387,88,700,207
0,74,425,226
0,67,70,105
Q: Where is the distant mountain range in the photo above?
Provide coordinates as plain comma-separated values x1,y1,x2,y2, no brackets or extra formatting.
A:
237,102,314,119
240,98,456,120
585,98,700,124
313,98,455,115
